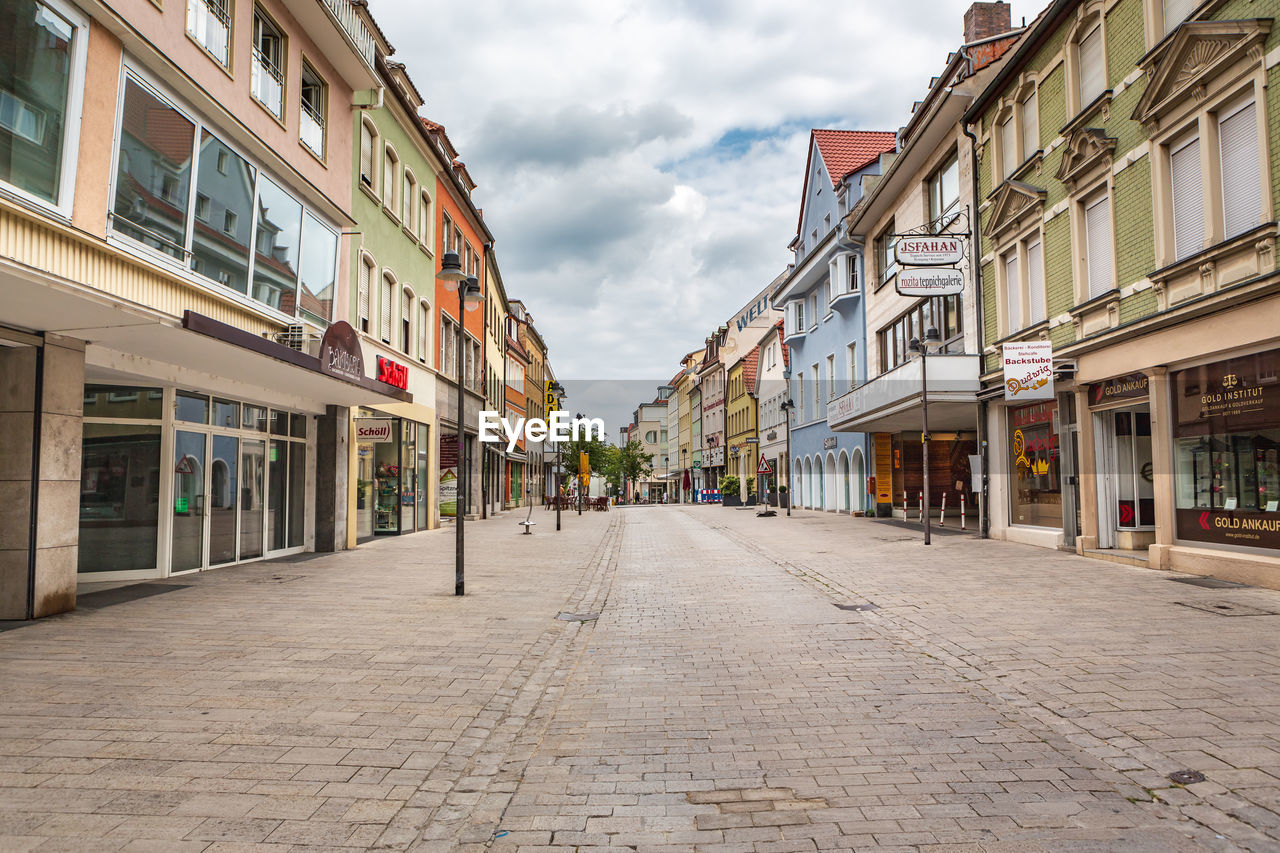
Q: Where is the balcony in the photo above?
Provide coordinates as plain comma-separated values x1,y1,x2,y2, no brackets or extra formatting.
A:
292,1,379,88
827,354,979,433
320,0,376,67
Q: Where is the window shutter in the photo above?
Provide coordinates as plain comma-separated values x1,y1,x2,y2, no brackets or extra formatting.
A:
1220,100,1261,240
359,124,373,186
380,275,393,342
1001,117,1017,178
1027,238,1045,323
357,257,370,328
1170,135,1203,261
1085,193,1113,299
1078,27,1104,105
1021,91,1038,160
418,303,428,362
1004,252,1021,332
1163,0,1198,33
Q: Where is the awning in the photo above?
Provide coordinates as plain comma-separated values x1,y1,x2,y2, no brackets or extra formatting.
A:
828,354,980,433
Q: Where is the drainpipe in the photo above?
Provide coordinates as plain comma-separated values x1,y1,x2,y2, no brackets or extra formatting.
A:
960,112,990,540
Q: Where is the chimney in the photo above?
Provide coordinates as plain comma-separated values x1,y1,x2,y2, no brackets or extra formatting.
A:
964,1,1011,43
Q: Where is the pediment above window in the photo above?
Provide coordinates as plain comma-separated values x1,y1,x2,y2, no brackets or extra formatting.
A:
1054,127,1117,191
983,180,1045,240
1131,19,1272,131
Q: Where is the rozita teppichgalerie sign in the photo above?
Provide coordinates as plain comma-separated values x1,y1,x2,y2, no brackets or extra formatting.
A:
1003,341,1054,401
896,267,964,298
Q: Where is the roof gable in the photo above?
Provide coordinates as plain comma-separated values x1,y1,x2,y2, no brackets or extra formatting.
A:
797,130,896,238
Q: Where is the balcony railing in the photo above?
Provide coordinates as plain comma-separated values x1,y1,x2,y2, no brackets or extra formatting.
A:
320,0,376,69
250,50,283,118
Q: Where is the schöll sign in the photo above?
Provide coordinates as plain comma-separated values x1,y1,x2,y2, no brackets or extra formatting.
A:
894,236,964,267
354,418,393,443
896,267,964,298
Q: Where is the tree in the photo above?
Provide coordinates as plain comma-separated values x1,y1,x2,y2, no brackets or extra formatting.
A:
604,440,654,500
557,433,610,494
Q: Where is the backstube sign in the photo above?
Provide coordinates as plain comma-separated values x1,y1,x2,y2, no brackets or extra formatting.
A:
896,267,964,297
895,236,964,266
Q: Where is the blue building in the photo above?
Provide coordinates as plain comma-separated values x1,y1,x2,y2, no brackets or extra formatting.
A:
776,130,896,513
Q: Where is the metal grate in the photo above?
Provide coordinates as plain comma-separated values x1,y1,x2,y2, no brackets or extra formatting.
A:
1168,576,1248,589
834,602,879,612
1175,600,1279,617
556,612,600,622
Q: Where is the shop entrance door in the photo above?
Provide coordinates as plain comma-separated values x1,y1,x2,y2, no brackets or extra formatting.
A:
1095,405,1154,548
171,430,207,573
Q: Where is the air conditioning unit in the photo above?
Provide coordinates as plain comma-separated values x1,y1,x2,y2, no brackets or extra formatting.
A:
275,324,308,351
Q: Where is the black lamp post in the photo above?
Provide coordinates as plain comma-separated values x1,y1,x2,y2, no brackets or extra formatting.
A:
549,381,565,531
576,411,585,515
909,326,942,546
681,447,687,503
436,252,482,594
780,396,795,517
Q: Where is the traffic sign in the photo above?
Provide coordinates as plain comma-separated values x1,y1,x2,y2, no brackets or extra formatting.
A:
756,455,773,476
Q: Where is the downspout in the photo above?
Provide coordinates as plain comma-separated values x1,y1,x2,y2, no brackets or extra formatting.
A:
961,108,990,540
26,344,43,620
480,264,489,520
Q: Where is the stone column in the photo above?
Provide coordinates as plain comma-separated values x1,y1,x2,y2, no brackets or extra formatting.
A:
0,337,84,619
1074,386,1099,553
1146,366,1173,569
313,405,349,553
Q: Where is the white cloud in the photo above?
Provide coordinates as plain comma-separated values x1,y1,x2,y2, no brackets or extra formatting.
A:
369,0,1038,431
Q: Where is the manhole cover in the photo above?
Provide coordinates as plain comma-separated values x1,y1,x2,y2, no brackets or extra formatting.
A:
1169,770,1205,785
1169,576,1249,589
556,612,600,622
1175,600,1280,616
248,575,305,584
834,602,879,612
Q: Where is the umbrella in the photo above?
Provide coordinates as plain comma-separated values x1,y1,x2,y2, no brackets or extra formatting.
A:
682,469,691,490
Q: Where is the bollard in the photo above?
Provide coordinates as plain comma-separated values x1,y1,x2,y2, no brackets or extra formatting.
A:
903,491,907,519
940,492,947,526
961,492,966,530
918,491,924,521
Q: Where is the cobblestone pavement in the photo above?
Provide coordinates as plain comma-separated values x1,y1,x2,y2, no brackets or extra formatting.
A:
1,506,1279,852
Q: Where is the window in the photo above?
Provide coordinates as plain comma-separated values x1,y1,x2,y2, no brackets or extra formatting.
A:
442,212,453,256
1084,190,1113,298
1004,251,1021,334
187,0,230,67
928,154,960,225
251,8,284,119
826,354,836,399
1219,99,1261,240
359,119,376,189
1027,236,1045,324
418,190,432,245
1163,0,1198,34
795,372,804,420
847,343,857,389
112,69,337,322
441,315,457,377
877,295,964,372
299,61,326,158
358,254,373,333
1000,116,1017,179
401,288,412,354
812,363,821,414
402,171,415,225
383,147,398,211
417,300,429,363
1170,132,1203,261
1078,24,1105,107
380,271,395,343
807,293,818,329
1021,90,1039,161
195,194,210,220
876,220,896,285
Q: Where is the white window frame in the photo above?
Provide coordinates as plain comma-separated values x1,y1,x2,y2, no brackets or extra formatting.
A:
0,0,88,219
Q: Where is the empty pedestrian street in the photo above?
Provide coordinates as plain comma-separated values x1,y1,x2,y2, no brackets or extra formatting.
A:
2,507,1280,851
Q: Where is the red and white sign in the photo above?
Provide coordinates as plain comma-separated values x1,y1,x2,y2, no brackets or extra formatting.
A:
896,267,964,297
1003,341,1054,401
894,236,964,266
756,455,773,476
354,418,393,443
376,355,409,390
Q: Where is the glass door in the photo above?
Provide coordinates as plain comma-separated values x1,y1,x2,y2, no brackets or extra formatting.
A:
240,439,265,559
172,430,207,573
268,438,287,551
1113,408,1155,529
209,434,239,565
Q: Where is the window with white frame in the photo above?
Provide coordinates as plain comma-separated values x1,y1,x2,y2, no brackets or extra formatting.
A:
187,0,231,67
441,314,457,377
812,362,820,414
418,190,431,245
0,0,87,214
442,212,453,256
383,146,398,211
401,287,412,354
1169,130,1203,261
1000,114,1017,179
417,300,429,363
1027,236,1045,325
1003,250,1021,334
807,293,818,328
299,61,326,158
928,153,960,225
402,170,415,225
1083,189,1114,298
846,342,857,390
111,69,337,323
357,254,373,333
826,354,835,399
1077,22,1106,108
876,219,897,285
359,118,376,190
1219,98,1262,240
1162,0,1198,34
251,8,284,119
380,271,395,343
1021,89,1039,161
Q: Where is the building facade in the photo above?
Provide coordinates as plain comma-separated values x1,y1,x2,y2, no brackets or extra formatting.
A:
755,321,791,502
726,347,761,499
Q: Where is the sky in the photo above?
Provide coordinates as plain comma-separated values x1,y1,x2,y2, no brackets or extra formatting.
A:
371,0,1036,438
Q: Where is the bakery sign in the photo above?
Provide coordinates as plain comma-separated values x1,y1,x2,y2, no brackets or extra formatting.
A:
1003,341,1054,401
319,320,364,383
894,236,964,266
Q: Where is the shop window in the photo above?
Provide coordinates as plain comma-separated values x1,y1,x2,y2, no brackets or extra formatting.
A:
251,7,284,119
1008,401,1062,527
83,384,164,420
1113,410,1155,528
176,391,210,424
79,423,162,573
290,412,306,438
0,0,86,212
213,397,239,428
299,60,326,158
193,130,255,295
242,404,267,431
187,0,231,68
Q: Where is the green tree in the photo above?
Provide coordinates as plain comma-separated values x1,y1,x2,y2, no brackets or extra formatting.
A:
605,440,654,499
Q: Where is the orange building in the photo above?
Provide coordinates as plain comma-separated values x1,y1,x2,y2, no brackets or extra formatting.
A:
504,330,530,507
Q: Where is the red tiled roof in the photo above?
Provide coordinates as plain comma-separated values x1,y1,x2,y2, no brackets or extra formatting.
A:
742,346,760,392
811,130,897,188
776,319,789,370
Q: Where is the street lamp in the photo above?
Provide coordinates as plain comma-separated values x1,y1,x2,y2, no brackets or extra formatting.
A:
780,396,795,517
575,411,585,515
681,447,687,503
549,380,565,531
436,252,483,595
909,326,942,546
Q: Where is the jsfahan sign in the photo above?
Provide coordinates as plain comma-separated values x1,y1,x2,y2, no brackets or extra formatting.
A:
894,236,964,266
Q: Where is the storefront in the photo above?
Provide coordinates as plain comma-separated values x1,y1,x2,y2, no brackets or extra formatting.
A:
1087,374,1154,551
1007,400,1062,529
354,412,430,539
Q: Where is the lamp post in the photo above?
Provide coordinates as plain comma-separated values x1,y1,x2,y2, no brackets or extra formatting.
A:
436,252,483,594
909,326,942,546
549,381,565,531
780,396,794,517
576,412,585,515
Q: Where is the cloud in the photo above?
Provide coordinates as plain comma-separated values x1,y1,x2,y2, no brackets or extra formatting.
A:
369,0,1039,429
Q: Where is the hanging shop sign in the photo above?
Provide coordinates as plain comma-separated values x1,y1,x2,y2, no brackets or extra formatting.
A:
894,236,964,266
896,267,964,298
376,356,409,390
319,320,365,383
355,418,394,443
1090,372,1149,406
1003,341,1054,401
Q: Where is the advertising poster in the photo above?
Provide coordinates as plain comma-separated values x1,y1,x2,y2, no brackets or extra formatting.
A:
439,433,459,518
